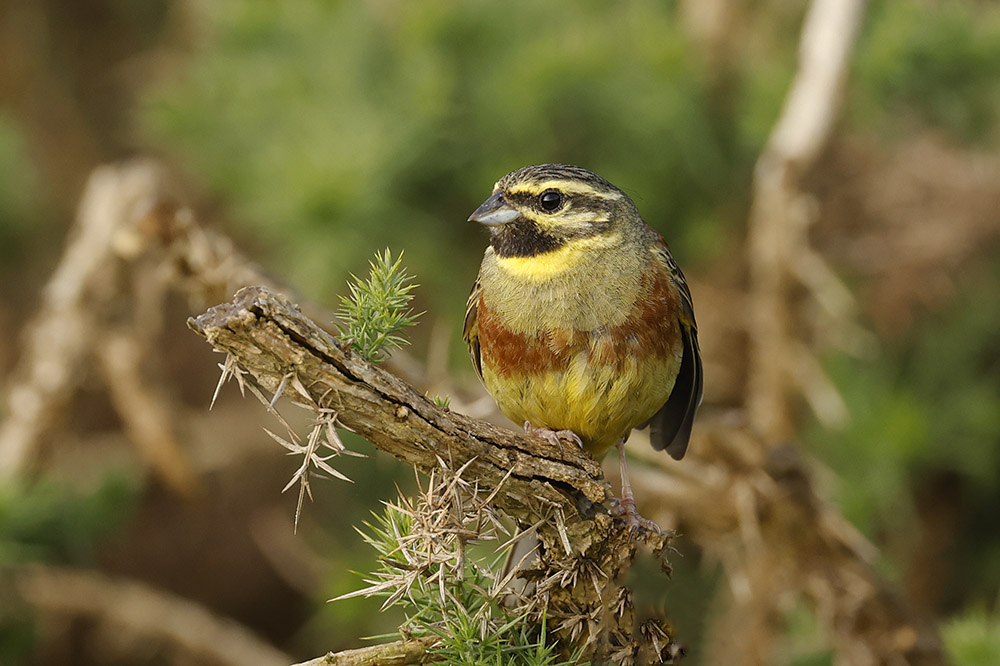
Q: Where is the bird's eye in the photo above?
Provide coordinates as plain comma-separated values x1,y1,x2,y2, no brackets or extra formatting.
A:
539,190,563,212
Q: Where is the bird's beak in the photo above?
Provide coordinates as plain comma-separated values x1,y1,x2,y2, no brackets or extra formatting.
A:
468,191,520,227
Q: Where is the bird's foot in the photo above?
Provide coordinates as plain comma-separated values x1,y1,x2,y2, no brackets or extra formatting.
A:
523,421,583,456
610,495,662,535
612,437,662,535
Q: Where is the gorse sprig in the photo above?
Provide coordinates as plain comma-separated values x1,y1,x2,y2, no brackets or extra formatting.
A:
334,467,585,666
337,249,420,362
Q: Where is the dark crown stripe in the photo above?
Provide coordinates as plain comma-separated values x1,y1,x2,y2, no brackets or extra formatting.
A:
499,164,623,197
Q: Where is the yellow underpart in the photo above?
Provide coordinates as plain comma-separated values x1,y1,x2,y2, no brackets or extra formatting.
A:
506,180,623,200
496,233,620,281
483,352,680,458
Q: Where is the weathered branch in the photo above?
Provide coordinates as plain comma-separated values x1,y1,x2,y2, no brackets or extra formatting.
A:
189,286,673,663
189,287,606,510
290,637,439,666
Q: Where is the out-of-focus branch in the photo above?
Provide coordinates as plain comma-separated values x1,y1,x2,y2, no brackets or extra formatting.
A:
13,565,292,666
627,420,949,666
0,163,174,480
0,160,275,491
291,637,439,666
189,286,674,663
740,1,870,661
95,330,198,495
746,0,867,442
0,159,437,491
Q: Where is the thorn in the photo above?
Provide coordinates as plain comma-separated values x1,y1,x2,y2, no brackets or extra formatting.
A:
211,354,242,409
270,371,291,410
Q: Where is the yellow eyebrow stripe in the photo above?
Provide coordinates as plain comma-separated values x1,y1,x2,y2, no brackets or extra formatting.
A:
496,233,620,280
506,180,623,200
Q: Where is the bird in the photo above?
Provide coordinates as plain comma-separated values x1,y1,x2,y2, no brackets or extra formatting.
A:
463,163,702,527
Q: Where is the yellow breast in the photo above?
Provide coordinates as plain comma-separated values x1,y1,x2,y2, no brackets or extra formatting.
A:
479,324,683,458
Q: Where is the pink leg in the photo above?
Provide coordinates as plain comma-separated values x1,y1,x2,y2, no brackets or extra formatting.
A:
616,439,661,533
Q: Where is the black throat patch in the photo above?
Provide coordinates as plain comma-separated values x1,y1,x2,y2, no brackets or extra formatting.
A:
489,218,564,258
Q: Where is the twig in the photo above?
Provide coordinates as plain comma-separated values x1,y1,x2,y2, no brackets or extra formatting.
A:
290,636,440,666
13,565,292,666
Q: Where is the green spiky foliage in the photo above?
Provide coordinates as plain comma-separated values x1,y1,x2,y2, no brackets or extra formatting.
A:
337,249,420,362
335,469,585,666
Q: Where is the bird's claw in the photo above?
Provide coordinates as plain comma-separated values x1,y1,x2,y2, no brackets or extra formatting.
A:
610,495,662,536
523,421,583,456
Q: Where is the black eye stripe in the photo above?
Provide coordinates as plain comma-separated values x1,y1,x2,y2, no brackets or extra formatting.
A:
565,194,615,212
506,191,536,208
505,190,614,214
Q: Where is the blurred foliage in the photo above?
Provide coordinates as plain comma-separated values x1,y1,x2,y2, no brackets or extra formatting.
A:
0,473,138,565
809,262,1000,601
852,0,1000,144
943,607,1000,666
0,464,136,659
142,0,760,313
782,602,832,666
0,113,45,265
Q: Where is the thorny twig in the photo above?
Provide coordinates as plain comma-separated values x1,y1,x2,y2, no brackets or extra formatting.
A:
224,361,359,532
190,286,676,664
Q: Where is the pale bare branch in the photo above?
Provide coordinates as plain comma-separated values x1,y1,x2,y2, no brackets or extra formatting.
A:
746,0,869,442
14,565,292,666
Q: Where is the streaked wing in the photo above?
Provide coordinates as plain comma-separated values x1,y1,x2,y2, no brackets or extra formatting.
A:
652,239,696,329
647,238,703,460
463,276,484,382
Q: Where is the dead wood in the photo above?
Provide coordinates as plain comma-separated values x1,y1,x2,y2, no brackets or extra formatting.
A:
189,285,675,663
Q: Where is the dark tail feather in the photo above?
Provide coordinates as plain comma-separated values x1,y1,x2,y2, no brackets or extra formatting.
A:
649,325,703,460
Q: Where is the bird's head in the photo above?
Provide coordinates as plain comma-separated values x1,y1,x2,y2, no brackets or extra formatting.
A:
468,164,639,259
